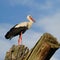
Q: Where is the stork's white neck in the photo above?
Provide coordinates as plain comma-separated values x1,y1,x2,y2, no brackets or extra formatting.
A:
29,19,33,23
27,21,33,29
26,15,35,29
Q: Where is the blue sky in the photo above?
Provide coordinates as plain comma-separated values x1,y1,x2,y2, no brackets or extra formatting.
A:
0,0,60,60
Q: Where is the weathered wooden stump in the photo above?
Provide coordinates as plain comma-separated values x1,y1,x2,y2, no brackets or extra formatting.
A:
5,45,29,60
5,33,60,60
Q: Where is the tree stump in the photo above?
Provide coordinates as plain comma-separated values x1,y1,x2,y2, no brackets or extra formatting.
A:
5,45,29,60
5,33,60,60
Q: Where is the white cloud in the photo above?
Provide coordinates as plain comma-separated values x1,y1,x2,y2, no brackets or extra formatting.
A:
37,12,60,42
4,0,60,19
0,23,14,60
0,40,12,60
9,0,50,11
40,0,53,10
9,0,35,7
36,11,60,60
8,0,60,10
50,57,58,60
22,30,42,48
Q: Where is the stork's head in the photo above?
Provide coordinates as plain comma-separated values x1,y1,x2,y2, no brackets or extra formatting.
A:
27,15,35,23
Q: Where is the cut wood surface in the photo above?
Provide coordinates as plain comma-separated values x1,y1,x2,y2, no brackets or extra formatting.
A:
5,33,60,60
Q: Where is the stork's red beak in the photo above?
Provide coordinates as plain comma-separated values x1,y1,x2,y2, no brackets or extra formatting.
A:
29,16,35,22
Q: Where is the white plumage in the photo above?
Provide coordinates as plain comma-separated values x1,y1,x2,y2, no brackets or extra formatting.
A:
15,22,28,28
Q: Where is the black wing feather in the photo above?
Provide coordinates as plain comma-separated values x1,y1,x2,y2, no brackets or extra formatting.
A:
5,26,28,39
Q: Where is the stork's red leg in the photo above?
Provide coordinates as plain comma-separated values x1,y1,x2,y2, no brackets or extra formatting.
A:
18,32,22,45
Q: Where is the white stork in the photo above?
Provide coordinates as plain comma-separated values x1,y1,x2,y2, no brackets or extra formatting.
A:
5,15,35,45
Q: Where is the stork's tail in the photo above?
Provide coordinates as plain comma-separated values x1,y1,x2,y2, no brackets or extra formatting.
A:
5,32,13,40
